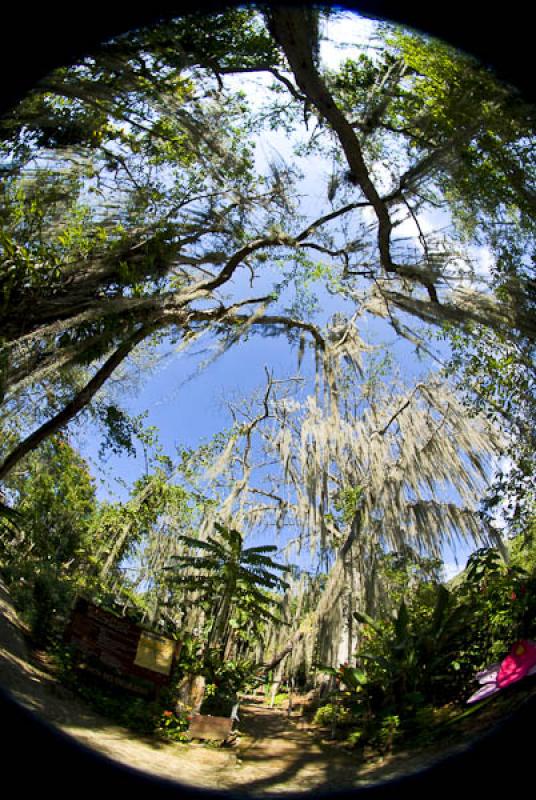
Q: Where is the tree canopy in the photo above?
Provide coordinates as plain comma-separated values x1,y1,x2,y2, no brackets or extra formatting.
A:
1,6,533,437
0,4,534,664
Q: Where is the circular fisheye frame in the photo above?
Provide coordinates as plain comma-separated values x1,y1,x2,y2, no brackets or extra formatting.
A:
0,3,534,797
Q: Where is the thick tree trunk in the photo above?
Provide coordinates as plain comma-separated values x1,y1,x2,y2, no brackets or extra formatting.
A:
175,674,206,714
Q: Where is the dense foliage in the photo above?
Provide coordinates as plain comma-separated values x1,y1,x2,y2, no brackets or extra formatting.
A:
0,435,97,644
315,540,536,752
0,3,534,760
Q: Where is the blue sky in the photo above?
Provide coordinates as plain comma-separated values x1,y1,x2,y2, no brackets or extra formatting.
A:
74,297,475,581
71,10,492,581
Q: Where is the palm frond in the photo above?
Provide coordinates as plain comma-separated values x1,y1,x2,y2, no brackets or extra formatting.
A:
174,534,221,552
242,544,279,556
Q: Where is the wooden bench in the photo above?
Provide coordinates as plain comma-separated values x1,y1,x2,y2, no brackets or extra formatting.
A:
187,703,239,743
187,714,234,741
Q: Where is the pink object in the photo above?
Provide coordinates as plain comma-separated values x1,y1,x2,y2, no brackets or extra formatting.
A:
466,662,502,702
497,640,536,688
466,640,536,704
475,663,501,684
466,682,501,704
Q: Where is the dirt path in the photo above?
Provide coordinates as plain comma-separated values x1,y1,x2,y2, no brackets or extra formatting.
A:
0,576,528,795
229,703,441,794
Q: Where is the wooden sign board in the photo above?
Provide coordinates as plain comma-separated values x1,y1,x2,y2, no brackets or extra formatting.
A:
134,631,176,675
188,714,234,741
64,598,180,696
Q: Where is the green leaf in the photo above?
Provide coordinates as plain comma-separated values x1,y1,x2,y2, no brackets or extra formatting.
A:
353,609,384,637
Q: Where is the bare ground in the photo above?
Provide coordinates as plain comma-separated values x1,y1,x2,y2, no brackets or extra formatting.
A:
1,576,533,796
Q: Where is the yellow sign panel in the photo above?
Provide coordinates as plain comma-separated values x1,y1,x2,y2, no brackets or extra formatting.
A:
134,631,175,675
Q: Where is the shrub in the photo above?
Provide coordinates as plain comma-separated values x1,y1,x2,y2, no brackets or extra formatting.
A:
374,714,401,752
352,584,472,714
313,703,351,727
185,648,260,715
454,546,536,668
345,730,364,748
157,709,190,742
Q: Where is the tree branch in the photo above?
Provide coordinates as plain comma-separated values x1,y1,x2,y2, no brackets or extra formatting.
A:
0,325,153,482
267,7,441,304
